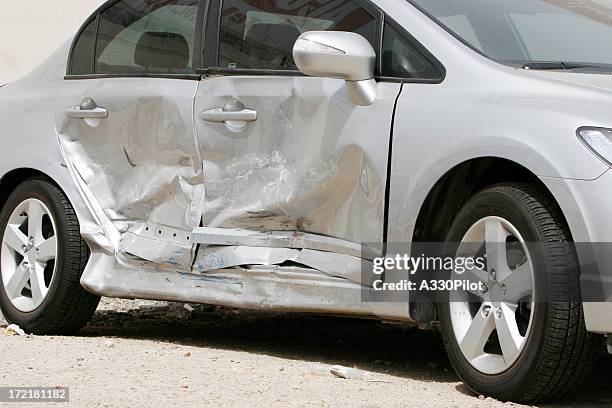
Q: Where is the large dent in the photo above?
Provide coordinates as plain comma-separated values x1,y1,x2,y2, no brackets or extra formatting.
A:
58,93,203,228
56,78,203,269
195,76,394,244
58,74,403,319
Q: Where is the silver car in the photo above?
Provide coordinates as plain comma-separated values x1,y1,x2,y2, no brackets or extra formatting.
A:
1,0,611,402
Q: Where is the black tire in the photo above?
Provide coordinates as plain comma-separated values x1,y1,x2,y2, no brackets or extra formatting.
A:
0,178,100,334
439,183,601,403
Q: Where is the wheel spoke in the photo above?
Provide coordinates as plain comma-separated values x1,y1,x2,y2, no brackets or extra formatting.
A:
37,235,57,262
4,262,29,299
27,200,44,243
501,262,532,302
495,303,523,364
459,304,495,360
29,263,48,305
484,218,509,273
3,224,27,254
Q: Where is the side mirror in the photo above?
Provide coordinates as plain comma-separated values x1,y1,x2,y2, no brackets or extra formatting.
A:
293,31,378,106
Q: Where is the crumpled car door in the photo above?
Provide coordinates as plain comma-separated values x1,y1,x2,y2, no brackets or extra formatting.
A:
192,75,400,282
56,78,203,270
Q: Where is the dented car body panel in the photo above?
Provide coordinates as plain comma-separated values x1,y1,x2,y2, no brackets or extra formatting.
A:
57,77,203,270
0,0,612,332
194,75,396,244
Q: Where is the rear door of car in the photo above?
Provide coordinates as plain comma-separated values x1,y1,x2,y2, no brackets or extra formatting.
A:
56,0,205,270
190,0,444,280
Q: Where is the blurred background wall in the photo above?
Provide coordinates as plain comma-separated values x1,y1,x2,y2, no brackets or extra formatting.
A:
0,0,106,84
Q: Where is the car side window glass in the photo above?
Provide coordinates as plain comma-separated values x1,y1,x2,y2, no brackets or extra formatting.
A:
70,18,97,75
381,22,442,80
95,0,199,75
218,0,377,71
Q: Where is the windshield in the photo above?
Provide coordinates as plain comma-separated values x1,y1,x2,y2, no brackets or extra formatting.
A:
409,0,612,69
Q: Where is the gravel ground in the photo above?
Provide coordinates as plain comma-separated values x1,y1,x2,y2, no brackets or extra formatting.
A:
0,298,610,408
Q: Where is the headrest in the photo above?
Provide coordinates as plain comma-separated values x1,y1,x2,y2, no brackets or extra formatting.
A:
134,32,189,70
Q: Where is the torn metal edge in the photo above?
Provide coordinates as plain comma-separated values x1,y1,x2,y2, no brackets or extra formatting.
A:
193,245,373,286
56,133,120,251
191,226,380,259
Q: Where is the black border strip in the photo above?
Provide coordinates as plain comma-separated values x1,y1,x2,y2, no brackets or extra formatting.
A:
91,13,101,74
203,0,221,68
381,14,446,83
199,67,302,76
64,73,201,80
196,67,443,84
66,14,98,76
383,82,404,246
192,0,209,70
67,0,114,76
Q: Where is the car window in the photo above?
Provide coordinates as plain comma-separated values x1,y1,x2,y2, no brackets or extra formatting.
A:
509,13,612,63
381,22,443,80
69,18,97,75
410,0,612,67
438,14,482,50
95,0,200,75
218,0,377,71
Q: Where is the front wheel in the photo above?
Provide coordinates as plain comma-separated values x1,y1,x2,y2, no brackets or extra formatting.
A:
0,178,100,334
439,183,600,403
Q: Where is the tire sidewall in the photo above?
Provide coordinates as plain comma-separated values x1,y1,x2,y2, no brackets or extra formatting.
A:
440,187,551,399
0,179,70,329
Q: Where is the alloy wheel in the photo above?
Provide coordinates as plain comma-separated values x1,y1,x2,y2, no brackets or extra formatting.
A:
450,216,535,375
1,198,58,312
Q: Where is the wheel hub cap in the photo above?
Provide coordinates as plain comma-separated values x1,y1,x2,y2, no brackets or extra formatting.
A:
1,199,57,312
450,216,535,375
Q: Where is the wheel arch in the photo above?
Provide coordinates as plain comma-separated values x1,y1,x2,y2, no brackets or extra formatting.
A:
411,157,571,243
0,167,92,233
407,157,574,323
0,168,59,213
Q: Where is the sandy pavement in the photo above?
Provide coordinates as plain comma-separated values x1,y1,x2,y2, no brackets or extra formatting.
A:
0,298,610,408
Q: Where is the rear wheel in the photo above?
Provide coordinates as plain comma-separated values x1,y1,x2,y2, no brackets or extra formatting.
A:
0,178,100,334
439,183,600,403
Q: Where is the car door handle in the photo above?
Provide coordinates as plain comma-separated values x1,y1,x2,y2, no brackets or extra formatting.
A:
200,108,257,123
65,106,108,119
200,100,257,124
65,97,108,119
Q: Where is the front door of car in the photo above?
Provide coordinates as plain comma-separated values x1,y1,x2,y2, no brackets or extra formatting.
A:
192,0,443,277
56,0,204,270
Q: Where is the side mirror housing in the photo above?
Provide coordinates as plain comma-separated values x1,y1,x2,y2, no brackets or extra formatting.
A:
293,31,378,106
